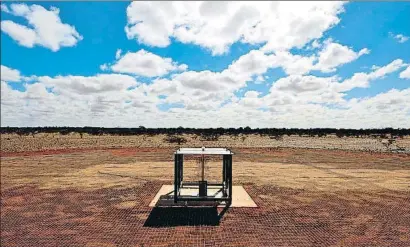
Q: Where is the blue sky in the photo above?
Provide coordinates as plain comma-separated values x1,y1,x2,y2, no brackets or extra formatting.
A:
1,1,409,128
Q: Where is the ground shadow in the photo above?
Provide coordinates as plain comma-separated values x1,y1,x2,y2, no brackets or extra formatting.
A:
143,207,222,227
144,195,230,227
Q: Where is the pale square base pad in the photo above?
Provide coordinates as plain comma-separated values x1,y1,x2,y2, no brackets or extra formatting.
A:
149,185,257,208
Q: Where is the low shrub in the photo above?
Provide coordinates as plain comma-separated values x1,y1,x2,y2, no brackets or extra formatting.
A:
164,135,187,145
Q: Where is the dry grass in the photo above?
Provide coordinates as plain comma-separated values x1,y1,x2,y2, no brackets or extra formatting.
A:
2,133,410,153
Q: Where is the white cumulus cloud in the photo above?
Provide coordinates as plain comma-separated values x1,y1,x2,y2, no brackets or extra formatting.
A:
336,59,406,92
1,65,21,82
314,41,370,72
125,1,345,55
36,74,139,96
105,49,188,77
399,65,410,79
1,3,83,51
390,32,409,43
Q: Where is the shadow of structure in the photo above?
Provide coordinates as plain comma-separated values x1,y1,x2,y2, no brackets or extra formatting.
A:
144,195,230,227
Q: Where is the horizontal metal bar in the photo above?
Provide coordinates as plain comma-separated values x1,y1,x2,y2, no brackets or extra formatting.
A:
181,182,223,186
175,196,231,202
175,148,234,155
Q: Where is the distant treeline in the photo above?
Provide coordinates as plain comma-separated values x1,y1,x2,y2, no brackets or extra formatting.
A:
1,127,409,138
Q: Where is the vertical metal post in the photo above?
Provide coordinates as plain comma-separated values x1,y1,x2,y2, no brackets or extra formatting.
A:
222,155,227,196
174,153,178,203
228,154,233,204
201,154,205,181
222,155,226,183
179,154,183,185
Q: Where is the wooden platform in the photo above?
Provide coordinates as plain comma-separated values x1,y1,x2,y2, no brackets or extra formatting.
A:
149,185,257,208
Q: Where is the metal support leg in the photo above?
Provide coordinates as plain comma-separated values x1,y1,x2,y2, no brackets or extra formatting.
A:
222,155,227,197
228,155,233,205
174,154,179,203
180,155,183,183
201,154,205,181
178,154,183,188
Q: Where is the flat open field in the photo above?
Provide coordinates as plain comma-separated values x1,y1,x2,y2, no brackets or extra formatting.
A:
2,133,410,153
1,136,410,246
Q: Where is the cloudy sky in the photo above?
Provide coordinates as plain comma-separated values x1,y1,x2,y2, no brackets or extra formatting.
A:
1,1,409,128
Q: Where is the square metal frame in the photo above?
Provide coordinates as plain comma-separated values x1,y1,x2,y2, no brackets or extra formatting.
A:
173,148,233,204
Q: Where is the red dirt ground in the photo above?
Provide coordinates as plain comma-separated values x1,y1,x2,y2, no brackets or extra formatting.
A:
1,147,410,247
0,147,168,158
